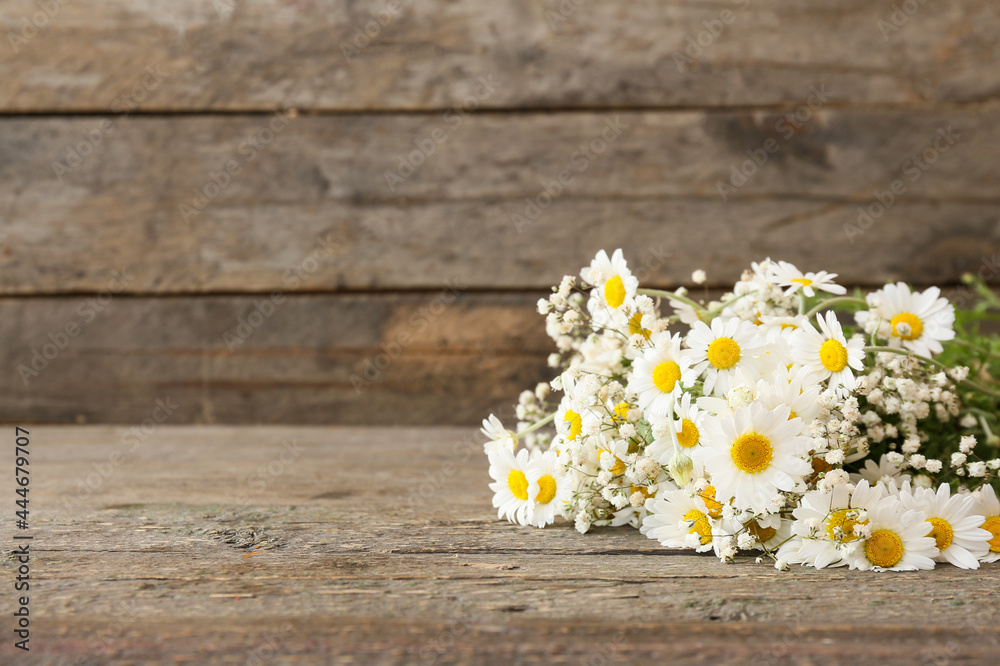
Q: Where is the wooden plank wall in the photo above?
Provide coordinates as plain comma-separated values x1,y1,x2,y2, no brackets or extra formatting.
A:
2,0,999,425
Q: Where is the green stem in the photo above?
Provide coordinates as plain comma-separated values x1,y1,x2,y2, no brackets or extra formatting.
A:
515,412,555,438
702,291,758,319
638,288,705,312
804,296,869,319
863,346,1000,400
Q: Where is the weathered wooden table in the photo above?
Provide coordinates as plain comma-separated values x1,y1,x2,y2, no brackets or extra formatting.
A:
3,426,998,664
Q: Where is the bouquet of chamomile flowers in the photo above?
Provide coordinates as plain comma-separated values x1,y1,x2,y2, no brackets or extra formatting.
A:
482,250,1000,572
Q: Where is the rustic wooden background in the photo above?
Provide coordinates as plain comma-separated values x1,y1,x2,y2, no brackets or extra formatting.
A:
2,1,1000,425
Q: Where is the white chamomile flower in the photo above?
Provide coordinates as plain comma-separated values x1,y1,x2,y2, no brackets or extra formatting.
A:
481,414,516,454
487,447,533,525
525,450,570,528
768,261,847,298
757,314,810,342
843,498,937,572
898,483,990,569
854,453,911,489
972,484,1000,563
641,488,718,552
555,397,584,444
628,332,696,416
581,249,639,326
780,480,887,568
790,311,864,397
729,514,792,552
701,402,812,513
755,364,823,431
684,318,767,397
857,282,955,356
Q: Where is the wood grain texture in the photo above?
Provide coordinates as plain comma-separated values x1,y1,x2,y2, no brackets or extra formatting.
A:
0,1,998,111
3,108,999,295
0,293,551,426
1,425,997,664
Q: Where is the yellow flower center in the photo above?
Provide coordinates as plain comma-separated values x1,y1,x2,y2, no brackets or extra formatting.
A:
819,339,849,373
507,469,529,500
563,409,582,441
707,337,741,370
683,509,713,545
628,312,651,339
614,401,631,421
982,515,1000,553
677,418,700,448
535,475,557,504
746,519,777,544
653,361,682,393
605,275,626,308
780,322,798,331
890,312,924,341
700,485,724,519
926,517,954,551
825,508,867,542
865,529,904,568
630,484,654,500
730,432,773,474
599,449,626,475
792,278,813,287
788,410,798,420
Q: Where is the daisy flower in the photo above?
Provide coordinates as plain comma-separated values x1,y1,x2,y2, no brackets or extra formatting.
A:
854,453,911,489
754,364,823,430
701,402,812,513
628,332,696,416
487,447,533,525
525,450,570,528
645,393,706,465
790,311,864,397
780,480,887,569
972,484,1000,563
481,414,516,454
684,318,767,397
641,488,718,552
843,498,937,572
856,282,955,356
581,249,639,327
898,483,990,569
768,260,847,298
727,513,792,553
758,314,810,342
555,397,584,444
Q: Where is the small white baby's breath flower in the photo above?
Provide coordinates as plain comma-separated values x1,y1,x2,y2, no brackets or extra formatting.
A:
951,452,967,467
692,269,707,285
